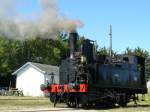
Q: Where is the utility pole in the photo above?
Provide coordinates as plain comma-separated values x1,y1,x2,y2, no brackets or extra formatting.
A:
109,24,112,58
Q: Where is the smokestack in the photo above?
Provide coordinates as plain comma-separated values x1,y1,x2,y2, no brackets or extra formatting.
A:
69,31,78,59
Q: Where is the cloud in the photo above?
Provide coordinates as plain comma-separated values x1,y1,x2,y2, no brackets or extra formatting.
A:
0,0,83,39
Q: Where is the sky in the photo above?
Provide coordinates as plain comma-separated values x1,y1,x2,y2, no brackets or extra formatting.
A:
13,0,150,53
58,0,150,53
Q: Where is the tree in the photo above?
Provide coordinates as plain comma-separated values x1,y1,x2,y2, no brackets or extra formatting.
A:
124,47,133,55
0,32,68,87
97,47,117,57
124,47,149,58
0,38,21,87
97,47,109,56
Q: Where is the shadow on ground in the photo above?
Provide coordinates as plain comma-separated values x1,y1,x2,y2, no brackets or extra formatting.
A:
7,104,150,112
47,103,150,111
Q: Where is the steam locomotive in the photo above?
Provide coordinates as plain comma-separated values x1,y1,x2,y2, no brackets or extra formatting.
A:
41,31,147,107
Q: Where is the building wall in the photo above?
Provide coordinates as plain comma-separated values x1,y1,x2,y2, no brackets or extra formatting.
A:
147,81,150,92
16,66,44,96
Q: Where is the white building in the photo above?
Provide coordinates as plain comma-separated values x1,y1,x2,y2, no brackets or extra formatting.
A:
147,81,150,92
12,62,59,96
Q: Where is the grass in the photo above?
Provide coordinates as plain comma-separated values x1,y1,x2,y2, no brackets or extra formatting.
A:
140,93,150,103
0,94,150,111
96,94,150,112
0,96,52,110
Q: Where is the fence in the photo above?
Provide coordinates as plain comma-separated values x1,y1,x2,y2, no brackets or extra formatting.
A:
0,87,23,96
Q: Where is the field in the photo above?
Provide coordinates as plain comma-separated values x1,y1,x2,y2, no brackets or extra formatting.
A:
0,96,51,109
0,94,150,112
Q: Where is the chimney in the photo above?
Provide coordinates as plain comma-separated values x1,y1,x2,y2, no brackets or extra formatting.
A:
69,31,78,59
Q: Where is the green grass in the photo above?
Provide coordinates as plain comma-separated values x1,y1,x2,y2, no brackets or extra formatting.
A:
0,94,150,111
142,93,150,103
0,96,51,109
98,93,150,112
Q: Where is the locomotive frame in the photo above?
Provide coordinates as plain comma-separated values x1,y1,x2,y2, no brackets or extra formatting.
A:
41,31,147,108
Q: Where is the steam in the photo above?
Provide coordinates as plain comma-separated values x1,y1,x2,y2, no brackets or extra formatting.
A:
0,0,83,39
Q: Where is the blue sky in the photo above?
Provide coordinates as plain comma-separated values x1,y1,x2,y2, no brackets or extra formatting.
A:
16,0,150,53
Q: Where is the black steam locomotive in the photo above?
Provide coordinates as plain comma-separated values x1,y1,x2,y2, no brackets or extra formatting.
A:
42,31,147,107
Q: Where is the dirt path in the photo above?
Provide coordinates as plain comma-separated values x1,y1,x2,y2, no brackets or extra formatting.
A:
1,105,150,112
0,107,98,112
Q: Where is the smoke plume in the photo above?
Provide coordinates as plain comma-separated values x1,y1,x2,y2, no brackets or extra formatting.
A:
0,0,83,39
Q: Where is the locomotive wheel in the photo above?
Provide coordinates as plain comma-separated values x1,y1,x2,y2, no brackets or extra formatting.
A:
80,94,89,108
118,95,127,107
66,93,78,108
119,100,127,107
49,93,55,102
67,99,77,108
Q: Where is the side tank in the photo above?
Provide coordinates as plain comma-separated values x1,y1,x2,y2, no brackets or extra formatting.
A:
94,55,147,90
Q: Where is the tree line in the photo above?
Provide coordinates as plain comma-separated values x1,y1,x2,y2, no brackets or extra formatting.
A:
0,33,150,87
0,33,68,87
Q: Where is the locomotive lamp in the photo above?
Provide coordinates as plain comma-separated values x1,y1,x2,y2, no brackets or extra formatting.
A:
81,55,86,63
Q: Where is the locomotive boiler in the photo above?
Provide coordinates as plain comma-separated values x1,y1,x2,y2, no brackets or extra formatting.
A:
41,31,147,107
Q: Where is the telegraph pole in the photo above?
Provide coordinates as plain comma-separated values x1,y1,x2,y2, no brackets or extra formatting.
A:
109,24,112,58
